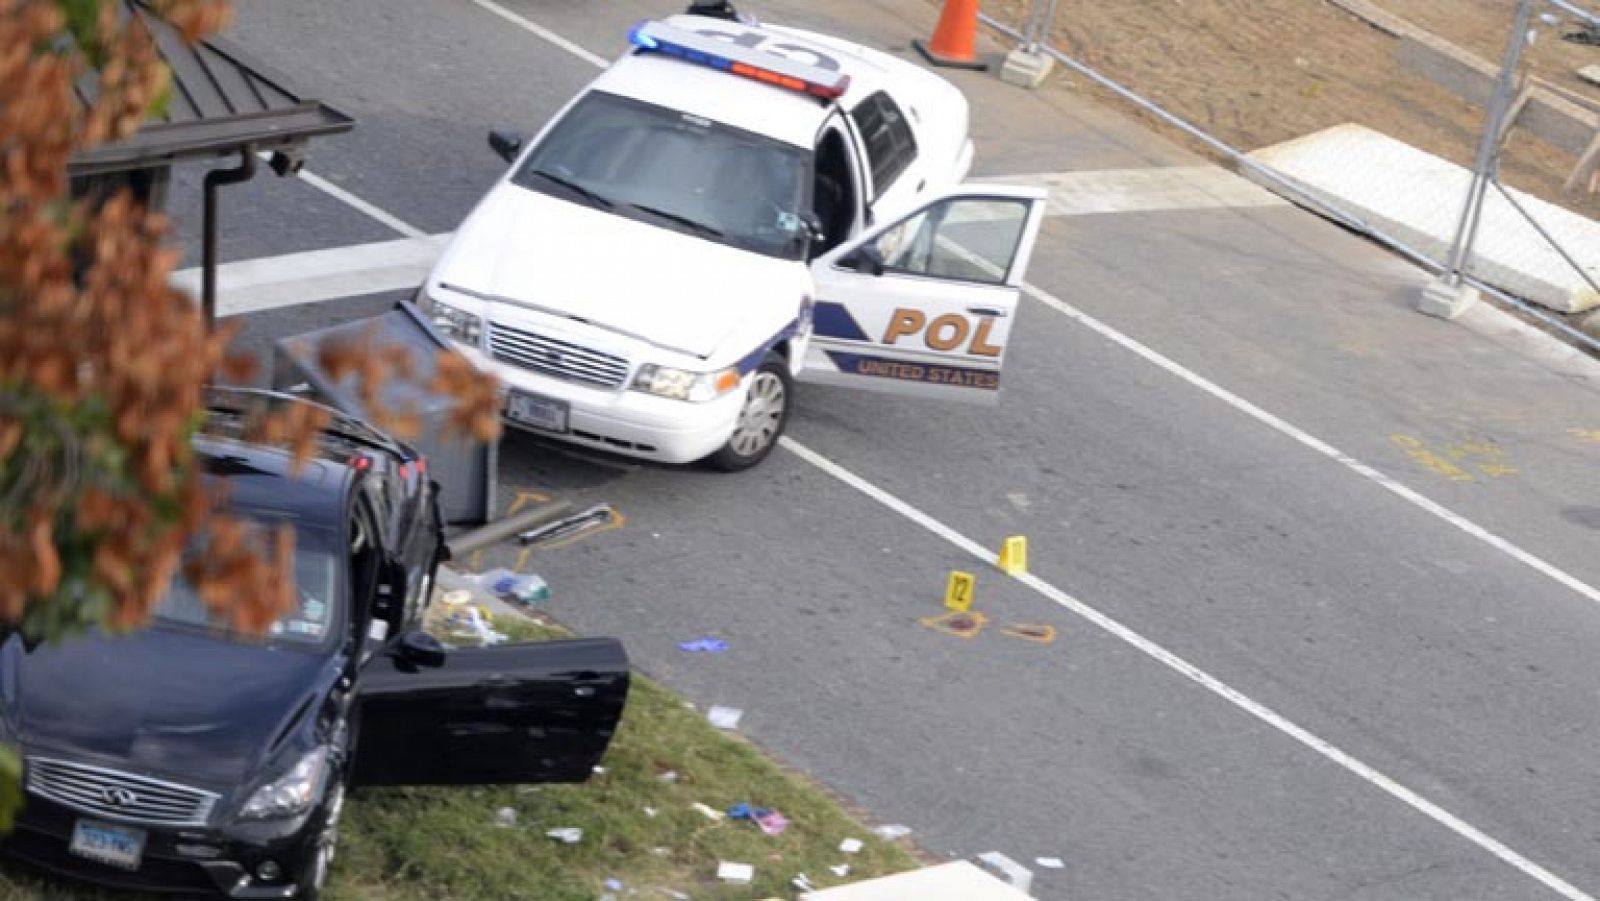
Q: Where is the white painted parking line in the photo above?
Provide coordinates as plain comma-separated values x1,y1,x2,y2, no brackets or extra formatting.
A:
974,167,1287,217
779,436,1593,901
296,169,430,239
464,0,611,69
253,151,430,240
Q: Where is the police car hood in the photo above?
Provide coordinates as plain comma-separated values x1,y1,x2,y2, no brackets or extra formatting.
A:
438,187,807,359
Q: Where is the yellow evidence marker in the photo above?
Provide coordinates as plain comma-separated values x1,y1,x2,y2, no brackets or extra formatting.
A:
998,535,1028,576
944,570,977,612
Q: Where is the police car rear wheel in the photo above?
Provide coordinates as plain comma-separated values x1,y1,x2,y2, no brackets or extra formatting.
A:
709,354,790,471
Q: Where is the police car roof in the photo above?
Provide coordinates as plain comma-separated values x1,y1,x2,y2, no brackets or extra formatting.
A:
593,14,907,147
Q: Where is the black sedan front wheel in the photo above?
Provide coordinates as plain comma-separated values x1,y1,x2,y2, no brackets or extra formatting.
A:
296,776,345,900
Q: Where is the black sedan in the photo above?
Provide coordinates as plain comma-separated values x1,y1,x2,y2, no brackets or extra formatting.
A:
0,393,629,898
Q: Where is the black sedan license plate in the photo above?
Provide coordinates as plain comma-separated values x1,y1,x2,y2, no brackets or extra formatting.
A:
506,390,569,433
69,819,145,870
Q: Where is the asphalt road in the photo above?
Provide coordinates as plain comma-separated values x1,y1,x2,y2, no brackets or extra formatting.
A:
181,0,1600,898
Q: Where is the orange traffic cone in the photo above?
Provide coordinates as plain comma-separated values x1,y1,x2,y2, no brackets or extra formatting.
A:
913,0,989,70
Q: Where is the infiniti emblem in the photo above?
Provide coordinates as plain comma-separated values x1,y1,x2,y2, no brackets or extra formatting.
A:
100,786,138,808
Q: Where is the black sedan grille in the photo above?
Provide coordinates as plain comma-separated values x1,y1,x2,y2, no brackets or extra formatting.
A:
26,758,219,827
488,321,630,390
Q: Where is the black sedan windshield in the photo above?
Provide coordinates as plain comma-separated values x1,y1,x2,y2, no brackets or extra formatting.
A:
513,91,810,260
156,528,340,646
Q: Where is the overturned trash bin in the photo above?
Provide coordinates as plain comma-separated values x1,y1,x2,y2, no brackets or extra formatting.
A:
272,300,496,528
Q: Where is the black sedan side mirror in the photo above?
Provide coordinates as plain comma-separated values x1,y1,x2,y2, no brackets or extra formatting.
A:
488,129,525,163
399,630,447,668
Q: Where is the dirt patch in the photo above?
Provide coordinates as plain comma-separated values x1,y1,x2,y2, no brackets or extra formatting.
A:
988,0,1600,219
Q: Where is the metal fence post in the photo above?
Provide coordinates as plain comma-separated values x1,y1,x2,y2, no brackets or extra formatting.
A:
1420,0,1535,318
1001,0,1058,88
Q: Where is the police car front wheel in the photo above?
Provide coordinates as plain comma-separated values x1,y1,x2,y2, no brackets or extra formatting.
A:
709,354,791,471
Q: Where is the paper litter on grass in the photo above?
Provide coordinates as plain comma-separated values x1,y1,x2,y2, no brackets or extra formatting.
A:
707,705,743,729
717,861,754,884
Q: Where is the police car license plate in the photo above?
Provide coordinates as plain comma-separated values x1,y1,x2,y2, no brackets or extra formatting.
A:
69,819,146,870
506,390,569,433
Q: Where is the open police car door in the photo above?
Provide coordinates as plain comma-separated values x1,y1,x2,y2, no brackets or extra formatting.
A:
800,186,1046,404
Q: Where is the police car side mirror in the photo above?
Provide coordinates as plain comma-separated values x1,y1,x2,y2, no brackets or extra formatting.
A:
845,244,886,277
800,211,825,244
488,129,524,164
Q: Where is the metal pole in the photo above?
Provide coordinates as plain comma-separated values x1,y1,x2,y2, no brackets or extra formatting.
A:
1442,0,1535,285
201,147,257,326
1038,0,1061,49
1021,0,1046,51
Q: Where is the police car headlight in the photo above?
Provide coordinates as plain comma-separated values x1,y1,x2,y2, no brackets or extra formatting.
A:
631,364,742,403
426,296,484,347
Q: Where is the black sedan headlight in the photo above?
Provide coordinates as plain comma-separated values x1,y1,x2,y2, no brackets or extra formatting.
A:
238,747,329,821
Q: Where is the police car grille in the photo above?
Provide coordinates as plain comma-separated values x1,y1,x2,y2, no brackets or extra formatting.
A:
489,322,630,389
27,757,219,826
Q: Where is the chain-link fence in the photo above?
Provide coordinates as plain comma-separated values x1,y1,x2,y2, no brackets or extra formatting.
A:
979,0,1600,349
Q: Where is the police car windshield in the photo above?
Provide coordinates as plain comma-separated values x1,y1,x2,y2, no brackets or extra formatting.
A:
155,526,341,648
514,91,810,260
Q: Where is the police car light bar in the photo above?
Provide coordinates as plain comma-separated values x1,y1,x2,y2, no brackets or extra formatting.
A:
629,21,851,102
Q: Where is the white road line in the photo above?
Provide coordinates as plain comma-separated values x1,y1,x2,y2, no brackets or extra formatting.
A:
296,168,429,239
1017,279,1600,608
464,0,611,69
779,436,1593,901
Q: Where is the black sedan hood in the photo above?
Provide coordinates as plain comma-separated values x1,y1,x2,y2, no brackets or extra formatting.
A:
1,628,336,786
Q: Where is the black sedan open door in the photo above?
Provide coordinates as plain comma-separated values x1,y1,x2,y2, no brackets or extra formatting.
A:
351,637,629,785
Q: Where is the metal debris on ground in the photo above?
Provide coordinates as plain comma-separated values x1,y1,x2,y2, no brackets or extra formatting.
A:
518,504,616,545
707,706,743,729
1037,857,1066,869
872,824,912,840
717,861,754,884
838,837,863,855
494,807,517,827
546,827,583,844
677,637,729,653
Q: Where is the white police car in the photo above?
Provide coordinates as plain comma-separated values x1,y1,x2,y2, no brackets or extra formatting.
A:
422,7,1046,470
